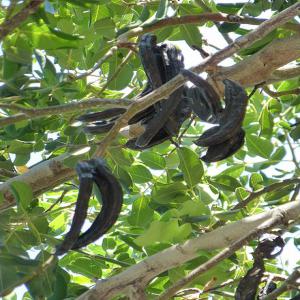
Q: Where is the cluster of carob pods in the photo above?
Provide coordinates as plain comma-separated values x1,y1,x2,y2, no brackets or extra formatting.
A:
56,34,249,254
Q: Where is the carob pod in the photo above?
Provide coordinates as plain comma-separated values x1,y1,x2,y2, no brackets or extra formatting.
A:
56,161,94,255
71,158,123,250
235,235,284,300
77,108,126,123
135,42,186,147
56,158,123,254
194,79,248,147
201,129,245,162
78,108,126,135
181,69,223,124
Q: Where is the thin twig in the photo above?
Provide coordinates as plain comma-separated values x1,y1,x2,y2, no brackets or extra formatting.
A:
72,46,118,82
233,178,300,210
98,51,134,94
263,86,300,97
285,132,299,170
291,184,300,201
261,268,300,300
0,168,17,178
76,250,131,267
44,190,68,213
0,0,44,41
0,97,131,127
117,11,300,42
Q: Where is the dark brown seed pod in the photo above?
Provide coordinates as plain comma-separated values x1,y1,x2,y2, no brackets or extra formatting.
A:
201,129,245,163
71,158,123,250
55,161,94,255
194,79,248,147
77,108,126,122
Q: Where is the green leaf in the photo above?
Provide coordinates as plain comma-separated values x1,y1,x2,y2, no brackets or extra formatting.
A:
110,148,134,166
139,151,166,170
268,98,282,114
218,23,240,33
9,141,33,154
0,253,38,296
155,0,168,19
177,147,204,187
264,185,295,202
246,134,274,158
23,24,80,50
219,165,245,178
271,146,286,161
94,18,115,39
179,200,210,217
13,153,30,166
259,104,274,136
211,175,241,192
10,181,33,210
107,53,133,90
128,165,152,183
152,182,188,204
26,253,58,299
239,30,278,56
290,125,300,141
235,187,250,202
128,196,154,227
48,267,70,300
179,25,202,47
216,3,244,14
66,255,103,278
135,220,191,246
102,238,116,251
250,173,263,190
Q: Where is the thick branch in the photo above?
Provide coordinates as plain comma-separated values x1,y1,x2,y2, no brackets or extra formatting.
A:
215,34,300,87
77,200,300,300
270,65,300,82
0,0,43,41
0,154,75,210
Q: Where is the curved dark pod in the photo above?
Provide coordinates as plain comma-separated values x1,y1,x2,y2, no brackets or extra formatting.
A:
56,161,94,255
77,108,127,123
71,159,123,250
134,41,188,147
56,158,123,254
201,129,245,163
194,79,248,147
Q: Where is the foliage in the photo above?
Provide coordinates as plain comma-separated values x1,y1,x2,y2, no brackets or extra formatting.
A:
0,0,299,299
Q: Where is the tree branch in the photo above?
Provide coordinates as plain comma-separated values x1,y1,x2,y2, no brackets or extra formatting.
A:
232,178,300,210
158,213,285,300
77,200,300,300
0,97,131,127
214,34,300,87
0,0,44,41
263,86,300,97
117,11,300,43
261,268,300,300
0,154,75,210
